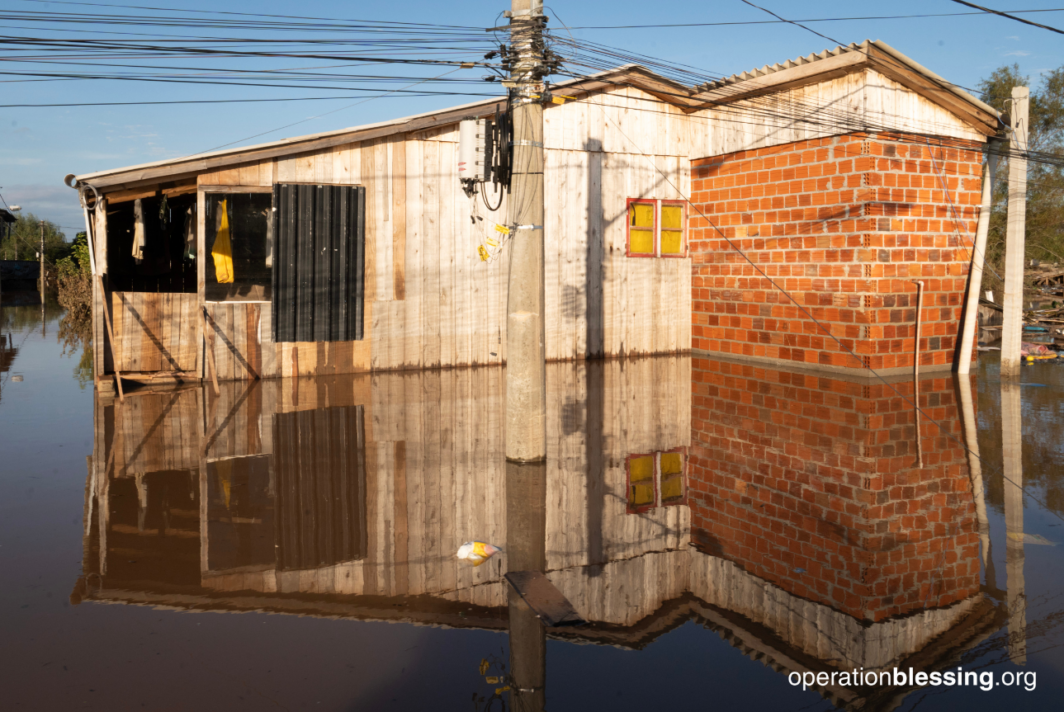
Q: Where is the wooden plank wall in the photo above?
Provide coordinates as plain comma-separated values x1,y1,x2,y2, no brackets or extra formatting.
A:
99,357,692,623
688,552,985,671
686,69,984,158
191,86,698,379
111,292,199,373
863,69,984,142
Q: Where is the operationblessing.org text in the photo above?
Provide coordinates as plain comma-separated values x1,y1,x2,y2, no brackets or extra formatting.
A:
788,667,1037,692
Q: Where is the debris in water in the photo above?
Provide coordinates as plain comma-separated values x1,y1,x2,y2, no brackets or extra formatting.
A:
457,541,502,566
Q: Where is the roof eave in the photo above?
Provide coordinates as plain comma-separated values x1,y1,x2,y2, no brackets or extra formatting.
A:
72,65,685,191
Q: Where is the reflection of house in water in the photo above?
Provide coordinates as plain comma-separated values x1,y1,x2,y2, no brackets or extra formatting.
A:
1,332,18,402
76,356,1008,710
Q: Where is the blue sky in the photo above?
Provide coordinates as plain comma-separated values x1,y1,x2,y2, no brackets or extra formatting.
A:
3,0,1063,234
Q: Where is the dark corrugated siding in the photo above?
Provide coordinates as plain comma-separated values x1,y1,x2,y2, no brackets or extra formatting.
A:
271,184,365,343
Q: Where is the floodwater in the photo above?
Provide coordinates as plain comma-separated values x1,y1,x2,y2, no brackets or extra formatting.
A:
3,298,1064,712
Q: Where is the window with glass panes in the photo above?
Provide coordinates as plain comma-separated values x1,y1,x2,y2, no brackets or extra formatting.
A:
626,199,687,258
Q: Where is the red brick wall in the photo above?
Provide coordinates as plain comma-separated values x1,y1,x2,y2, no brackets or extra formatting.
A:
690,133,984,372
689,356,980,622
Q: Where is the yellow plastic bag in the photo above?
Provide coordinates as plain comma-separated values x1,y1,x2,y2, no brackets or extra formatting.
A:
212,199,235,283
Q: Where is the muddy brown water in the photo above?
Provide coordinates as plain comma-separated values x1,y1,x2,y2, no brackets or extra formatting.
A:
2,300,1064,711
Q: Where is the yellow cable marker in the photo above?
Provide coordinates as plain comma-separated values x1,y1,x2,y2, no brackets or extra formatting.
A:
477,245,490,261
494,224,510,234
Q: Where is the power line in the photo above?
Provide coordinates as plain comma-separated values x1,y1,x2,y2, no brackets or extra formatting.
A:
196,67,464,155
0,93,496,108
563,8,1064,29
14,0,484,30
950,0,1064,35
739,0,843,46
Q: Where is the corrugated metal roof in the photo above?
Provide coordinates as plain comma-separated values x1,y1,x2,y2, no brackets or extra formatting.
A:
697,40,873,92
694,39,1001,122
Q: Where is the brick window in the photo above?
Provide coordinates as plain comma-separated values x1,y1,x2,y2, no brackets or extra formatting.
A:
626,198,687,258
626,449,687,513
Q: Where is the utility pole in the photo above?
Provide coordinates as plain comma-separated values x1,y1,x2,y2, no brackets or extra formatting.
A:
39,219,45,306
1001,87,1029,377
505,0,547,463
1002,380,1026,664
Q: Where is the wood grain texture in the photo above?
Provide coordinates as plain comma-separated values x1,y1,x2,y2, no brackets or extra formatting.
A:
110,292,199,372
392,137,407,301
92,357,692,621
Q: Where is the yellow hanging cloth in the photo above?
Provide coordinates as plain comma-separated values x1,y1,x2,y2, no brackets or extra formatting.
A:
211,199,235,283
215,459,233,510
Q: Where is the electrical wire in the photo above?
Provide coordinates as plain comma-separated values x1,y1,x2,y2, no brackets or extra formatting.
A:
0,94,496,108
950,0,1064,35
563,8,1064,29
196,66,464,155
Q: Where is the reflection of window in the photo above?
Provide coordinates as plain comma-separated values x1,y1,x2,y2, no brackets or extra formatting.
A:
205,192,273,302
625,199,687,258
626,449,687,513
627,454,657,513
660,450,685,504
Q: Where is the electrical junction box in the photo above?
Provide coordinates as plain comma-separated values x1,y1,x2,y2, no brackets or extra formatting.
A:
458,118,490,184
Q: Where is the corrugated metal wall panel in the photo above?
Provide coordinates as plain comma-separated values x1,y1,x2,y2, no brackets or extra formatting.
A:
272,184,365,343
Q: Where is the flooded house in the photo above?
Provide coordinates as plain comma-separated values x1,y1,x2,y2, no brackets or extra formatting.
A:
69,40,1003,388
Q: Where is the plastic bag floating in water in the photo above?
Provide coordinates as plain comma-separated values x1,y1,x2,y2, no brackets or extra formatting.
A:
457,541,502,567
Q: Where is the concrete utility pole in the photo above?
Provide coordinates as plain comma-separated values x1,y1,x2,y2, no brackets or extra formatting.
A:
1001,87,1029,377
505,0,547,463
39,219,46,305
505,461,547,711
1001,380,1027,664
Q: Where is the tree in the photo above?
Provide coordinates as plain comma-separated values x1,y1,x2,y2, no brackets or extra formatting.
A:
0,212,69,263
978,64,1064,282
56,232,91,278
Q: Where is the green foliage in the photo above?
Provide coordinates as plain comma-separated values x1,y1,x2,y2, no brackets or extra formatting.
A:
56,232,91,278
0,212,69,263
978,64,1064,290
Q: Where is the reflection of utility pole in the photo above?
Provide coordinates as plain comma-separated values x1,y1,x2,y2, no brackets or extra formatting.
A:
39,219,45,306
506,460,547,712
505,0,547,464
1001,380,1026,664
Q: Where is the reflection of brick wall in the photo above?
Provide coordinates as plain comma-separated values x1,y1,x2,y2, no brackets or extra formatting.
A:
689,357,979,622
689,133,982,372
